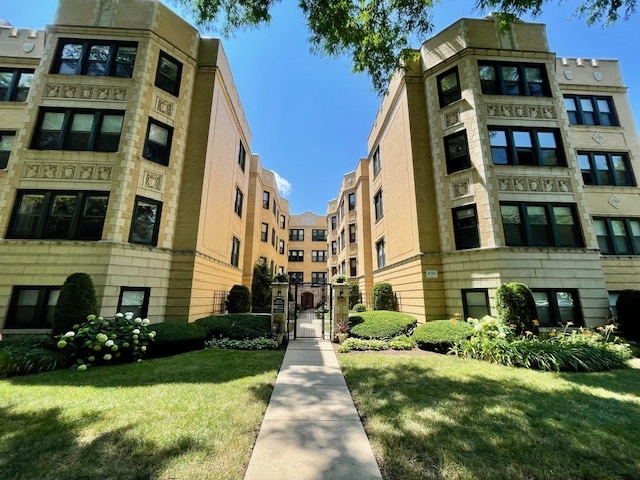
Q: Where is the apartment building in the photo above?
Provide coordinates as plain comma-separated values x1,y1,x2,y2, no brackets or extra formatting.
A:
287,212,328,308
0,0,288,333
327,159,373,302
332,17,640,327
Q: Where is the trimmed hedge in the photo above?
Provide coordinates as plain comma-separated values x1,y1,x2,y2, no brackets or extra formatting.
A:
146,322,207,358
195,314,271,340
349,311,417,339
226,285,251,313
617,290,640,341
412,319,475,352
53,273,98,336
353,303,367,313
372,283,394,311
496,282,538,335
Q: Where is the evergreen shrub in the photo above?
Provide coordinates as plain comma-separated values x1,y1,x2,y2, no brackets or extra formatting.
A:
616,290,640,341
226,285,251,313
349,311,416,339
412,319,475,352
196,314,271,340
495,282,538,335
372,283,394,311
52,273,98,336
147,322,207,358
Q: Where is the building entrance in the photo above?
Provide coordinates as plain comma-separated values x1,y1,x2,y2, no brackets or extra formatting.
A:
291,282,331,339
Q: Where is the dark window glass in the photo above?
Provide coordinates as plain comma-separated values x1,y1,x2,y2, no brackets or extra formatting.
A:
33,109,124,152
234,188,243,217
5,286,60,329
53,40,137,77
564,95,618,126
593,217,640,256
312,250,327,262
532,289,583,327
0,68,34,101
488,127,563,167
348,192,356,211
129,196,161,246
261,223,269,242
290,272,304,283
8,191,108,241
263,191,270,209
155,51,182,96
289,229,304,241
376,239,386,268
118,287,150,319
279,239,285,255
478,61,549,96
374,190,383,220
453,206,480,250
0,132,16,169
373,147,381,177
288,250,304,262
312,272,327,284
331,240,337,255
349,223,356,243
578,151,634,186
340,229,345,251
312,229,327,241
238,141,246,171
437,67,462,107
349,258,357,277
462,289,490,319
143,118,173,166
230,236,240,267
331,216,337,230
444,131,471,174
280,215,286,229
500,203,582,248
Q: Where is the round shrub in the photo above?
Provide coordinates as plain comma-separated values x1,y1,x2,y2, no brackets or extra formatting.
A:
226,285,251,313
372,283,394,311
496,282,538,335
147,322,206,358
353,303,367,313
53,273,98,336
349,311,417,339
196,314,271,340
412,319,474,352
616,290,640,341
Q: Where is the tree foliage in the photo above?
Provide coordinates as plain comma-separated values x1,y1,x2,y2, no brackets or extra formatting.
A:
173,0,636,94
251,262,273,313
226,285,251,313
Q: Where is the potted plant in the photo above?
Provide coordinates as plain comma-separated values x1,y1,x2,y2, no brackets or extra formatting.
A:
336,316,349,343
331,274,348,284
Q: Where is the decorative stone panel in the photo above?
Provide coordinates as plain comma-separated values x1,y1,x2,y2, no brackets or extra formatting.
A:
497,176,572,193
45,83,128,101
486,103,555,119
143,171,163,190
20,163,113,181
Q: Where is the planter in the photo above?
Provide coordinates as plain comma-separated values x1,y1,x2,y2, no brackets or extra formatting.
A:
337,333,348,344
275,333,285,345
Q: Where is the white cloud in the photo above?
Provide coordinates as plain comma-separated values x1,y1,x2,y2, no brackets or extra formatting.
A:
274,171,292,198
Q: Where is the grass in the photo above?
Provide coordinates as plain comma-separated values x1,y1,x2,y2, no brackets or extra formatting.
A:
0,348,284,480
339,353,640,480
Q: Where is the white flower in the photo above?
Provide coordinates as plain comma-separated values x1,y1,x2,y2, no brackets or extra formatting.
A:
115,312,124,318
141,346,147,352
142,319,150,326
148,332,156,338
132,329,140,335
104,340,114,347
124,312,134,320
135,318,142,324
77,364,88,371
474,324,483,332
103,354,113,361
64,331,75,337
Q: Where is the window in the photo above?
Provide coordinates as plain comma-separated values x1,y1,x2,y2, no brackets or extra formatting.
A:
262,191,270,209
452,206,480,250
234,188,243,217
155,51,182,96
271,228,276,246
53,40,137,77
279,239,285,255
373,146,381,177
593,218,640,255
0,68,34,102
8,190,109,240
444,130,471,174
129,196,162,246
288,250,304,262
564,95,618,126
312,250,327,262
349,223,356,243
489,127,564,167
462,289,490,319
312,229,327,241
273,198,277,214
478,61,549,96
118,287,150,319
340,201,345,220
340,229,346,251
32,108,124,152
312,272,327,284
500,203,583,248
331,216,337,230
578,152,634,186
290,272,304,284
609,291,621,320
289,229,304,241
5,286,60,329
341,260,346,274
230,236,240,267
0,132,15,169
437,67,461,107
143,118,173,166
261,223,269,242
374,190,383,221
280,215,286,229
331,240,337,255
376,238,386,268
532,289,583,327
348,192,356,211
238,141,246,171
349,258,357,277
331,267,338,277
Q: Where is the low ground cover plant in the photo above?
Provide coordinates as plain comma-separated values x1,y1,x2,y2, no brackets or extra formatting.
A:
452,316,633,372
338,335,416,352
0,335,67,378
196,314,271,340
349,311,417,339
206,337,279,350
412,315,474,352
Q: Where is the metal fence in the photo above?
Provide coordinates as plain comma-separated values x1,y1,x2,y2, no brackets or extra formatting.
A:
212,290,228,315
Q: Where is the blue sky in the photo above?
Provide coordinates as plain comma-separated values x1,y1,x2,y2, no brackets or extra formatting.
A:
4,1,640,214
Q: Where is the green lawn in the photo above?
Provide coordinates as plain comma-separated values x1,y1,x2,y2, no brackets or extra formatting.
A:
339,353,640,480
0,349,284,480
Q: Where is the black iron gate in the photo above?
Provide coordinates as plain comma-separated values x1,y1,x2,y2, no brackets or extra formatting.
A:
291,282,332,339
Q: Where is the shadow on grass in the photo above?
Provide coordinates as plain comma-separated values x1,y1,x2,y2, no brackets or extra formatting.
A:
6,348,284,389
0,405,201,480
341,358,640,480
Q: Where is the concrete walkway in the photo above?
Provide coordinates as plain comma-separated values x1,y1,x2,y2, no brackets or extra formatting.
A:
244,339,382,480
